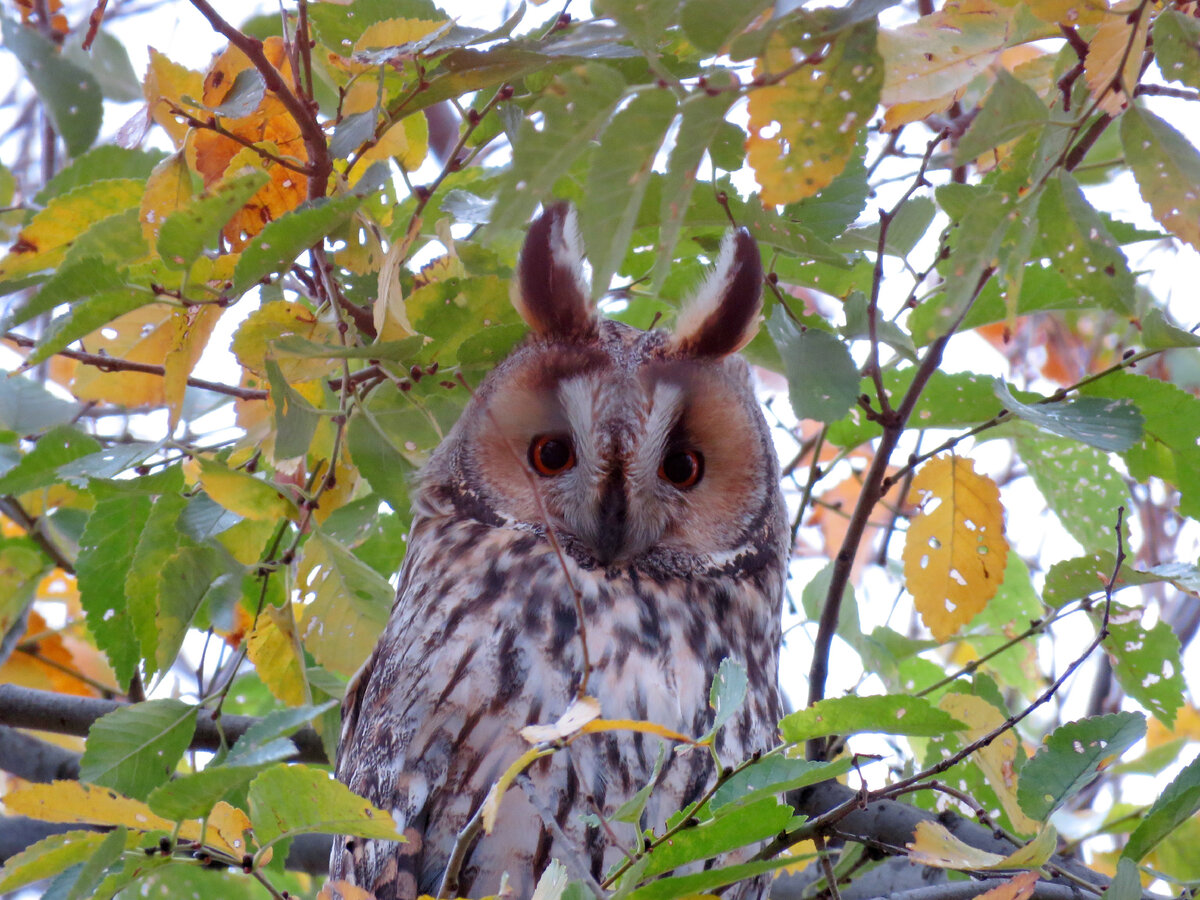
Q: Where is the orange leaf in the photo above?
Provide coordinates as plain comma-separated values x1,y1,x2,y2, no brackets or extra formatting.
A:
192,37,309,248
902,456,1009,642
1084,6,1150,116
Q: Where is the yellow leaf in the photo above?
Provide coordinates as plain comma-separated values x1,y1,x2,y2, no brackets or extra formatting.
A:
319,881,375,900
140,152,194,249
938,694,1040,835
906,820,1006,868
5,781,178,832
163,304,224,431
579,719,698,744
481,746,553,834
208,800,252,857
1147,704,1200,747
247,603,309,706
879,0,1014,106
746,22,881,204
192,37,309,248
1000,825,1057,868
520,696,602,743
1020,0,1105,27
882,98,957,132
231,300,339,381
354,17,450,53
196,458,298,522
349,115,429,183
70,303,178,406
374,234,418,341
974,871,1041,900
313,459,359,524
0,179,143,280
341,80,378,117
903,455,1009,642
1084,8,1151,116
144,48,204,149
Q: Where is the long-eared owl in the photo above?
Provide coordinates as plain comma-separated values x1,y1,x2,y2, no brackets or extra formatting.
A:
330,203,787,899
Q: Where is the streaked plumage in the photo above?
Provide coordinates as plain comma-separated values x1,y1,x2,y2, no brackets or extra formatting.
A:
330,204,787,900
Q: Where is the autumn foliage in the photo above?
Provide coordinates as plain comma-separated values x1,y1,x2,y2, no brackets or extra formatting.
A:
0,0,1197,898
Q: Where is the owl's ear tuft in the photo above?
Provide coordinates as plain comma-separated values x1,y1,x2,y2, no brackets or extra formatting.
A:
512,202,597,340
671,228,763,357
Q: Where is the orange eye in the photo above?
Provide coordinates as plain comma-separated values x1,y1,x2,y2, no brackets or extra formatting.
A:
529,435,575,476
659,449,704,489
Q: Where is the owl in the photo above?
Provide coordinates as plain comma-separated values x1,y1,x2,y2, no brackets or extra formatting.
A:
329,203,788,900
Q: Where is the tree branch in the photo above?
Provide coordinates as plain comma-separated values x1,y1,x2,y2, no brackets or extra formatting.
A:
0,684,327,763
3,332,268,402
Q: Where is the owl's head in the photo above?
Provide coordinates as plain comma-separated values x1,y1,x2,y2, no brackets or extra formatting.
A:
423,203,784,571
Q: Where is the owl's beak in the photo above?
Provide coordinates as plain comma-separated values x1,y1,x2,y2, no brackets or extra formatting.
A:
593,472,627,565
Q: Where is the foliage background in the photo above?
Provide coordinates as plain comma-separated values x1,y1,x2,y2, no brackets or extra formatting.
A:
0,0,1198,898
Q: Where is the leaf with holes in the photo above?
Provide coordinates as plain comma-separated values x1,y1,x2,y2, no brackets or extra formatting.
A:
903,456,1009,642
1102,605,1185,729
297,532,392,678
747,19,882,204
1017,712,1145,820
779,694,964,743
1121,106,1200,252
247,764,403,848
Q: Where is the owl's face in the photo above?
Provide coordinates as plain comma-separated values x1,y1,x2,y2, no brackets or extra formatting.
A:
423,204,780,569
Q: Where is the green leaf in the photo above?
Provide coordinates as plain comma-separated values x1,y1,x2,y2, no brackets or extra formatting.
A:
35,146,163,206
581,88,677,295
2,17,102,156
767,306,859,423
490,64,627,232
1141,308,1200,350
298,531,393,677
1123,754,1200,862
29,289,152,366
157,169,271,269
63,28,141,103
1121,105,1200,251
1034,172,1135,313
643,798,792,878
57,442,161,483
347,408,414,512
230,702,337,762
955,69,1049,164
710,755,855,812
0,256,127,332
404,275,519,366
652,84,737,291
1016,712,1145,820
156,545,231,674
79,700,197,800
1153,10,1200,91
627,856,800,900
841,195,936,259
0,426,101,496
841,292,917,363
62,825,127,900
1042,551,1155,608
1102,858,1142,900
1079,372,1200,519
1017,434,1131,553
232,193,363,293
0,830,110,893
125,492,188,679
680,0,772,52
61,208,147,269
779,695,964,743
272,335,423,361
914,187,1011,343
1102,606,1185,728
266,360,323,460
0,374,78,432
247,763,403,848
705,658,748,740
996,382,1142,451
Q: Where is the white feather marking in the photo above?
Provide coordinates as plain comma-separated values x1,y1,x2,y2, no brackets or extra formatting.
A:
673,230,738,345
552,205,590,300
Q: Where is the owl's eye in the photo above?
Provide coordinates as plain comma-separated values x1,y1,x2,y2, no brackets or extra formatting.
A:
659,449,704,489
529,435,576,476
